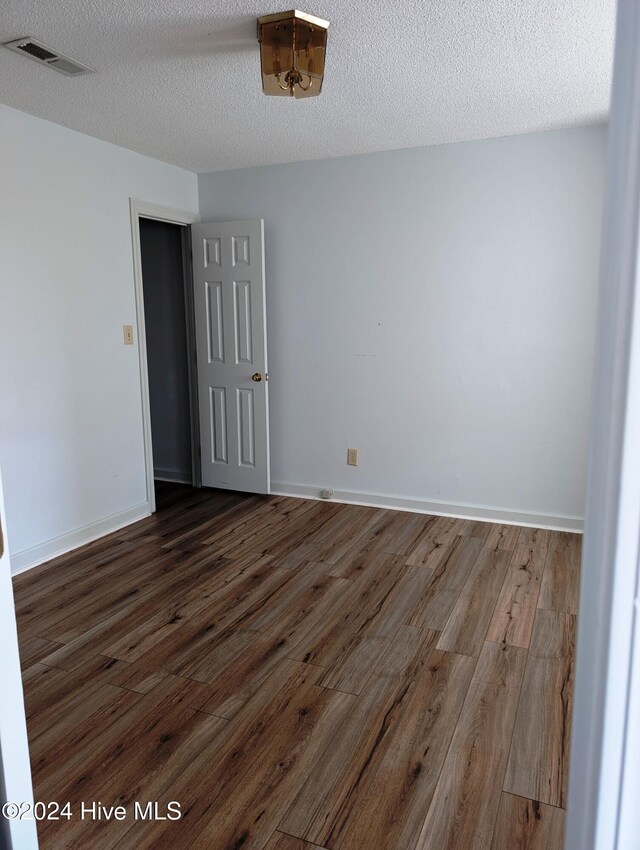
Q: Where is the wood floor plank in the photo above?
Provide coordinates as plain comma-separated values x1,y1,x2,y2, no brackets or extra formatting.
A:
265,832,329,850
415,641,527,850
279,627,441,847
101,558,325,666
486,565,542,649
138,563,333,679
29,687,144,789
516,527,551,551
486,527,549,648
12,530,156,589
273,543,321,570
15,544,175,639
329,648,477,850
173,629,258,684
260,571,353,650
196,498,279,547
327,510,429,579
161,497,272,552
11,483,580,850
484,523,522,552
199,630,303,718
457,518,492,539
46,711,228,849
13,538,142,611
100,657,170,694
405,535,484,630
326,533,396,581
288,553,410,666
491,793,565,850
309,505,390,565
362,564,434,638
405,515,456,568
503,609,575,807
437,547,511,656
123,659,355,850
437,516,475,535
23,656,130,738
37,699,204,847
18,635,63,670
31,546,231,643
257,501,353,561
318,634,390,695
39,553,278,672
27,678,131,750
32,673,204,801
538,532,581,614
232,561,347,635
380,511,436,556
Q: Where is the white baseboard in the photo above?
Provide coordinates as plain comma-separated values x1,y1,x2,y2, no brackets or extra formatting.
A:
270,482,583,533
10,502,152,576
8,484,582,578
154,468,192,484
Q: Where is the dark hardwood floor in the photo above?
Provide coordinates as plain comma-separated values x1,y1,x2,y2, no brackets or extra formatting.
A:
12,483,580,849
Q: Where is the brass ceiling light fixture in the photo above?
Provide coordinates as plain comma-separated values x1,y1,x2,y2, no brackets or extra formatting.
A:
257,9,330,98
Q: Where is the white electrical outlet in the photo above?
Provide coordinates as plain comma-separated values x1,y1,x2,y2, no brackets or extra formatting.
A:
347,448,359,466
123,324,134,345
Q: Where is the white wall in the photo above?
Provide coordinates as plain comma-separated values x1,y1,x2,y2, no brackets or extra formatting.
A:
198,125,607,528
0,104,198,570
0,110,606,570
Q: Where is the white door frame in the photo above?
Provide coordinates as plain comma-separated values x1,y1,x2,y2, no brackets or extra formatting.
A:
566,1,640,848
0,465,38,850
129,199,200,514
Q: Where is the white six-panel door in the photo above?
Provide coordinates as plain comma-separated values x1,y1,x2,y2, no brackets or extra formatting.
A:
191,220,270,493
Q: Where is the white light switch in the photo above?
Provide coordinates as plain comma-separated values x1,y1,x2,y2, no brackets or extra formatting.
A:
123,325,134,345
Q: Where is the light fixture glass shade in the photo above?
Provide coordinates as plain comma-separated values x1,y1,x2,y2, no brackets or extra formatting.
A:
257,10,329,98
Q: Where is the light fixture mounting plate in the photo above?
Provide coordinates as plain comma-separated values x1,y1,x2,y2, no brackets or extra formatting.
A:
257,9,330,30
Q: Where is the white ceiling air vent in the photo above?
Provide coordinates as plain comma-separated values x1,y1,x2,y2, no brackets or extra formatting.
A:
2,37,94,76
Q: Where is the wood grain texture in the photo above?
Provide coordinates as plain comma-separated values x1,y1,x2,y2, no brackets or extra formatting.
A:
139,661,354,850
317,633,390,695
503,609,576,807
12,483,580,849
18,635,63,670
332,647,477,850
491,793,565,850
287,553,413,666
264,832,329,850
436,546,511,656
405,515,455,568
406,535,484,630
484,523,522,552
487,527,549,648
415,641,527,850
538,532,581,614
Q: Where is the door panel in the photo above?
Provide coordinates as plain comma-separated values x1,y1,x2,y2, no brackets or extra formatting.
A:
191,220,270,493
206,281,224,363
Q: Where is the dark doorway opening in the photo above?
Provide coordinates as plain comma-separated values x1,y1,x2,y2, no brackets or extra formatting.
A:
139,218,196,485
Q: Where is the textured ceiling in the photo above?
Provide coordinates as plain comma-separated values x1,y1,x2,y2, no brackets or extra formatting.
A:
0,1,615,173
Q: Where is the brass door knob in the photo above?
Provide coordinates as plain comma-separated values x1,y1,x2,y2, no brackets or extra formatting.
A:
252,372,263,382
